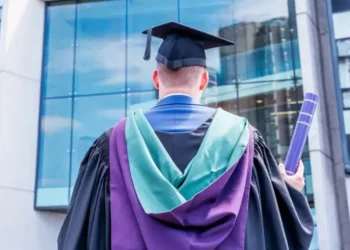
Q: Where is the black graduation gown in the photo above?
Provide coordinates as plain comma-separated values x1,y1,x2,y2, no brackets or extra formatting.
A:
57,122,314,250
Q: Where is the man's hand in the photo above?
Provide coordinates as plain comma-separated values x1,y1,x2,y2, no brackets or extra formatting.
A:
279,161,305,192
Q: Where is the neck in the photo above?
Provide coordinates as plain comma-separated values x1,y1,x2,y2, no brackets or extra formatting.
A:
163,93,192,98
159,89,201,102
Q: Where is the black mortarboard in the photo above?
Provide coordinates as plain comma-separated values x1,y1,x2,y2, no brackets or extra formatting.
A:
142,22,234,70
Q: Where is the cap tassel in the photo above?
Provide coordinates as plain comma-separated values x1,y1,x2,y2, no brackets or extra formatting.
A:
143,28,152,61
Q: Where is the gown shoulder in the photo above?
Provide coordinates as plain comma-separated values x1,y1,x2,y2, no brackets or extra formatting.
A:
245,128,314,250
57,128,112,250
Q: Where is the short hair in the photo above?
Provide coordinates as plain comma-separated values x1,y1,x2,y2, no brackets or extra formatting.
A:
156,63,205,88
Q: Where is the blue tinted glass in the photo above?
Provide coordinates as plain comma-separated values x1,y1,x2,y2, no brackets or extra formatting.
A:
127,91,158,114
74,1,126,95
180,0,299,84
343,110,350,158
43,4,75,98
127,0,178,92
201,82,239,112
70,94,126,194
180,1,239,112
36,98,72,207
305,175,314,195
238,80,302,162
332,0,350,13
37,4,314,239
180,1,233,82
303,158,312,175
337,39,350,168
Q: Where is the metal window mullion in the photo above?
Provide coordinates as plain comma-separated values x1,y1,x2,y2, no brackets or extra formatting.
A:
67,1,79,202
125,0,128,117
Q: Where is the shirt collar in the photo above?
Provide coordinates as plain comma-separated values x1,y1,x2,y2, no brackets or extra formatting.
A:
156,93,199,106
162,93,193,99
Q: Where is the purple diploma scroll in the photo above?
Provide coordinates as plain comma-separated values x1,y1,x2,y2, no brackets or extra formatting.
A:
285,93,319,175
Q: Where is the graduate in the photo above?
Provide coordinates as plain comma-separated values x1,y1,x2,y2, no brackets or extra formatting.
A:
58,22,314,250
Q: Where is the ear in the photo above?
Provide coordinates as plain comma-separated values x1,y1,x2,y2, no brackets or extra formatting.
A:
199,70,209,91
152,70,160,90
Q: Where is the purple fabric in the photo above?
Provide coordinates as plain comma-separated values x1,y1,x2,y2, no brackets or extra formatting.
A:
109,119,254,250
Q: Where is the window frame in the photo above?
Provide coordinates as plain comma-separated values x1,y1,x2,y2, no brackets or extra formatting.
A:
34,0,315,211
335,37,350,174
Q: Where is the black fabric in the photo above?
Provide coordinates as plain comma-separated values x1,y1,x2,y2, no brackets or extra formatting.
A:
141,22,234,49
244,131,314,250
155,116,213,173
142,21,234,69
57,129,112,250
57,127,314,250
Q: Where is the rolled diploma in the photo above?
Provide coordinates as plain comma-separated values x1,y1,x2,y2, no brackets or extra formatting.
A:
285,93,319,175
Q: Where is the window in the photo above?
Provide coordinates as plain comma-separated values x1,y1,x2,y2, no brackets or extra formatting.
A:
37,0,128,207
36,0,314,210
332,0,350,13
336,38,350,170
36,1,318,246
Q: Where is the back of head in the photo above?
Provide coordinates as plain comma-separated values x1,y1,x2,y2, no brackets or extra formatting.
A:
144,22,234,99
156,63,205,89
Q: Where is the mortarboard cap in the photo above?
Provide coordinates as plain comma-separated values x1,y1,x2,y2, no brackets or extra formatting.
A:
142,22,234,70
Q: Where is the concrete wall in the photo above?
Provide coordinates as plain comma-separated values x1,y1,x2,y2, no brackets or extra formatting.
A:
295,0,350,249
0,1,64,250
294,0,340,249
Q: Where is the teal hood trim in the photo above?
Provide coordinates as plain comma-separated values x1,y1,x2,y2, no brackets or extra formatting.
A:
125,108,250,214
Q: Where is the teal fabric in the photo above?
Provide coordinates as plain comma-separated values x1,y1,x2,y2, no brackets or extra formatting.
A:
125,108,250,214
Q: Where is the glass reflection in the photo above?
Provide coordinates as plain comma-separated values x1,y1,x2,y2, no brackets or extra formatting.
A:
229,0,299,82
74,1,126,95
36,98,72,207
332,0,350,13
70,94,126,195
343,91,350,108
338,39,350,58
340,58,350,89
180,0,233,79
127,91,158,114
343,111,350,159
181,0,238,112
305,163,314,194
38,0,311,215
337,39,350,164
338,40,350,89
43,3,75,98
202,83,238,113
127,0,178,92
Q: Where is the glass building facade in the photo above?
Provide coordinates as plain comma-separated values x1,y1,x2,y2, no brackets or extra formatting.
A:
338,38,350,165
35,0,314,214
333,0,350,173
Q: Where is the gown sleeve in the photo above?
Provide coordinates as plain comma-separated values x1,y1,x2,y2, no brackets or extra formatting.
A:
57,128,112,250
245,130,314,250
